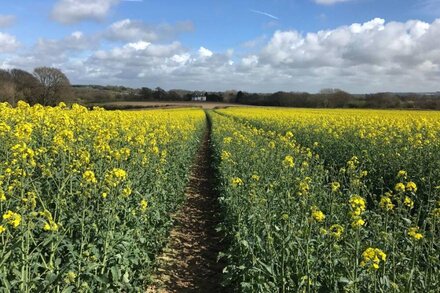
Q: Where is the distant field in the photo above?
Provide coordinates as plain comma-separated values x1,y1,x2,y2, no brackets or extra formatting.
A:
94,101,248,109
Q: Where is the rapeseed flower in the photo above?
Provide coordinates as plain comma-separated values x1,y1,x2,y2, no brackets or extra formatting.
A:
361,247,386,270
329,224,344,239
406,181,417,192
349,195,366,216
331,182,340,192
379,196,394,211
282,155,295,168
403,196,414,209
82,170,97,184
395,183,405,192
351,217,365,228
140,199,148,211
310,206,325,223
408,227,423,240
231,177,244,187
3,210,22,228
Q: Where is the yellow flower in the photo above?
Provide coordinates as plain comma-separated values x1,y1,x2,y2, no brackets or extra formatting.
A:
0,190,6,202
349,195,366,216
403,196,414,209
64,271,77,284
112,168,127,180
282,155,295,168
0,225,6,234
431,208,440,218
43,221,59,232
105,168,127,187
408,227,423,240
39,210,59,232
394,183,405,192
379,196,394,211
82,170,97,184
310,206,325,223
329,224,344,239
231,177,244,187
122,187,132,197
22,191,37,210
351,217,365,228
297,179,310,196
251,174,260,181
397,170,407,179
331,182,340,192
221,151,231,160
2,210,22,228
360,247,386,270
140,199,148,211
406,181,417,193
223,137,232,144
268,141,276,149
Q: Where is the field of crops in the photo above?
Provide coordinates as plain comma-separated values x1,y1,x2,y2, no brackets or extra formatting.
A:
1,102,439,292
210,108,440,292
0,102,205,291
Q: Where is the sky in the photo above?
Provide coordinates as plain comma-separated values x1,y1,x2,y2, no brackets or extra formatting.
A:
1,0,440,93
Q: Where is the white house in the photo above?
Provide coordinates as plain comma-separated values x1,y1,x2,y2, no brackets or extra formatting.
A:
191,96,207,102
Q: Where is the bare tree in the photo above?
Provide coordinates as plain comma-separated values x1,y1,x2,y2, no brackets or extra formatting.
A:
0,69,16,104
11,69,43,105
33,67,71,106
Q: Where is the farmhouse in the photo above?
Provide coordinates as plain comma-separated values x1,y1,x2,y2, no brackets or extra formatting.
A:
191,95,207,102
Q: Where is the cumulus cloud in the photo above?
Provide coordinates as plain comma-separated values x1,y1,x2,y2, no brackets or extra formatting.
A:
0,32,19,52
35,31,99,55
243,18,440,92
104,19,194,42
51,0,119,24
198,47,213,58
0,15,15,28
3,18,440,92
314,0,354,4
2,31,99,70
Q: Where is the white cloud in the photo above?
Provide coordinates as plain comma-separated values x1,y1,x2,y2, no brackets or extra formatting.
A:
51,0,119,24
0,32,19,52
198,47,213,58
126,41,150,50
0,15,15,28
105,19,193,42
241,55,259,67
3,18,440,93
314,0,353,5
35,31,98,55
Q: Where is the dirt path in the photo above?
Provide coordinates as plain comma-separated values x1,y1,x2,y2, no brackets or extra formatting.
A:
147,117,225,292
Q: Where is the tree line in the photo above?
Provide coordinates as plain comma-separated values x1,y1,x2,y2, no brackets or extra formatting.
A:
235,89,440,109
0,67,71,106
1,67,439,109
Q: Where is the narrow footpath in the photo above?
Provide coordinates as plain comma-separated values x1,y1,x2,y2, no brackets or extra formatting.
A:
147,116,225,292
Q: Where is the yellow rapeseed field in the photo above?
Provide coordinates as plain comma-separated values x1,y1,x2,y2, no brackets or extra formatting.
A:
210,108,440,292
0,101,205,291
1,102,439,292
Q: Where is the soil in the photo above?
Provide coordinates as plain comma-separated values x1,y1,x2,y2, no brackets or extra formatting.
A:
147,117,226,293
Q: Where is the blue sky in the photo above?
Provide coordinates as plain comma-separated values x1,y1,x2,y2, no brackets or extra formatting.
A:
1,0,440,93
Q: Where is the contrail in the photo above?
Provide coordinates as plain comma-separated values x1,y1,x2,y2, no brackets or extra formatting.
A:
250,9,279,20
